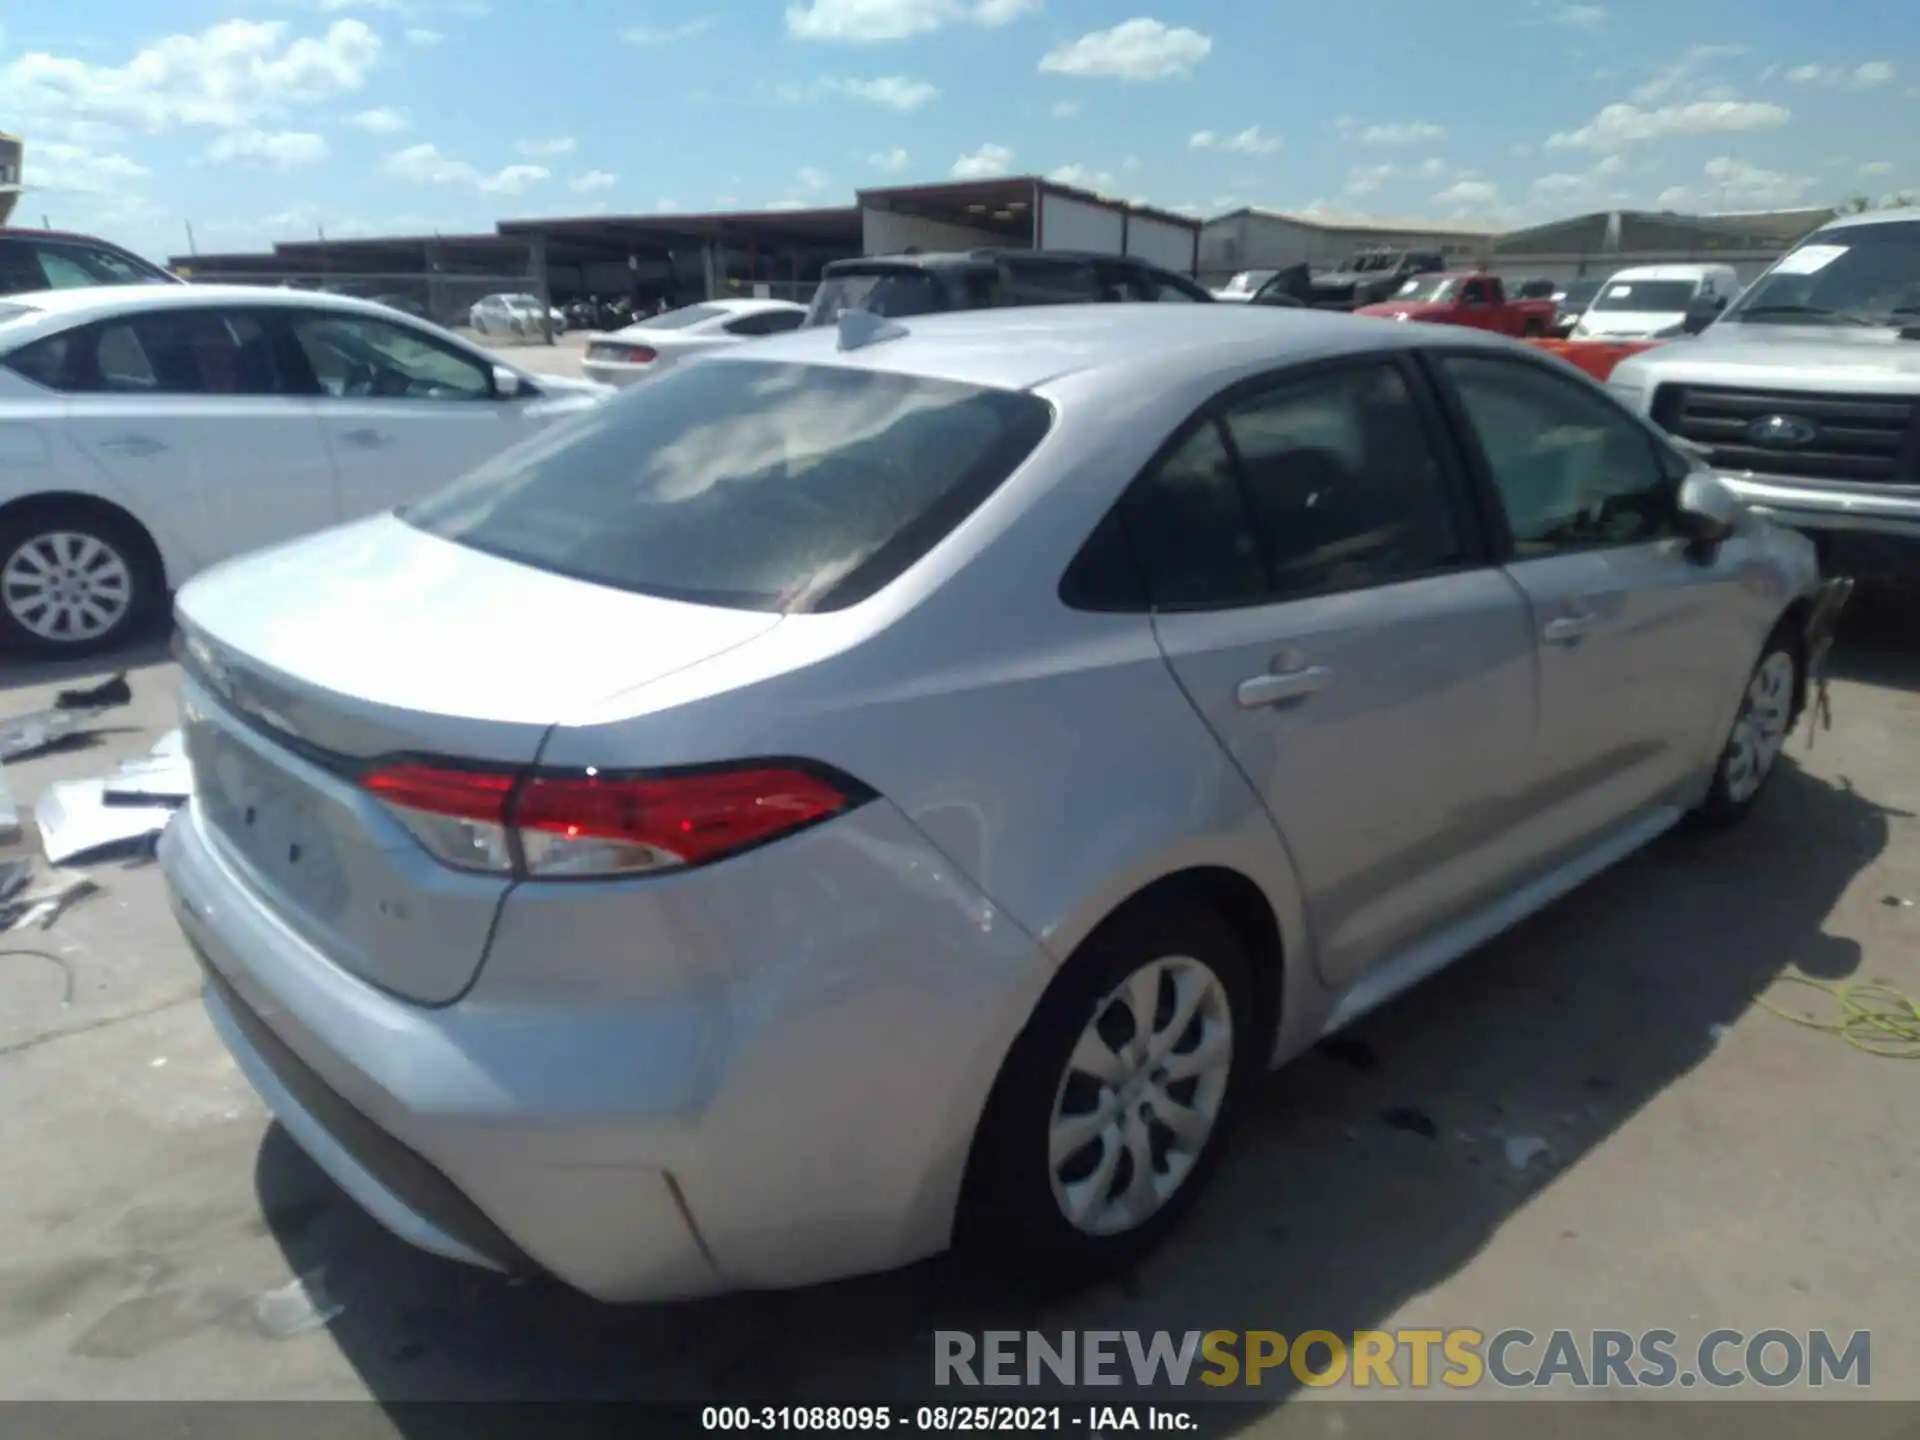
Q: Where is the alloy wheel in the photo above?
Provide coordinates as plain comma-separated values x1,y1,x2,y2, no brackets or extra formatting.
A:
2,530,135,644
1047,954,1235,1237
1722,650,1796,804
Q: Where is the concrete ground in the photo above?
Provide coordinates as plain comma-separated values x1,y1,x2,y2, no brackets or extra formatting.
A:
0,606,1916,1430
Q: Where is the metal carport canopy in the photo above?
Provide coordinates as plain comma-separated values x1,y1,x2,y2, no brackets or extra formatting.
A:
496,207,862,257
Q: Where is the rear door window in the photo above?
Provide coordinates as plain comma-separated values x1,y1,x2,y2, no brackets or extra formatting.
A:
807,270,948,324
404,360,1054,612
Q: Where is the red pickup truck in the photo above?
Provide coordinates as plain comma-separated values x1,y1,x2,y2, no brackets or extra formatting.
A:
1356,272,1557,337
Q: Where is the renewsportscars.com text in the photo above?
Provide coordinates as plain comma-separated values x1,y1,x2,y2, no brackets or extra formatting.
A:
934,1329,1871,1391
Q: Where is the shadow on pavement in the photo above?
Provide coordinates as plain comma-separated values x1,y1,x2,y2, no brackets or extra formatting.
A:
251,742,1898,1429
0,633,172,699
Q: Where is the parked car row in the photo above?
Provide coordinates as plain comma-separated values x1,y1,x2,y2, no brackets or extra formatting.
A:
3,203,1887,1311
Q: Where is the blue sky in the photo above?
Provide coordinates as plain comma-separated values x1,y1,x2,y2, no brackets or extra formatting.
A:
2,0,1916,262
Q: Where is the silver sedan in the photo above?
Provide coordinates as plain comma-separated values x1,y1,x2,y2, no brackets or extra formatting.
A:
161,304,1830,1303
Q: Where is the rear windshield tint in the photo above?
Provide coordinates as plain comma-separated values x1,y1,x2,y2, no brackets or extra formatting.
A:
633,303,728,331
403,359,1053,613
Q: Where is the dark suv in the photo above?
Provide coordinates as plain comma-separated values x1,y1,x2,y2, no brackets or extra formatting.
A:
806,248,1214,325
0,227,179,297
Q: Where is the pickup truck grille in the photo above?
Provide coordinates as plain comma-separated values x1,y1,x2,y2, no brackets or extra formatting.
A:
1652,383,1919,485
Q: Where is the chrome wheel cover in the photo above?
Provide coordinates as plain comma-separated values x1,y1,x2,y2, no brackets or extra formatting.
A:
1047,954,1235,1237
3,530,135,643
1723,649,1796,803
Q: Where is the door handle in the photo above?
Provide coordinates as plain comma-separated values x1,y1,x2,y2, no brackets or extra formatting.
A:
1236,665,1333,710
1543,611,1599,644
99,435,166,457
341,427,392,447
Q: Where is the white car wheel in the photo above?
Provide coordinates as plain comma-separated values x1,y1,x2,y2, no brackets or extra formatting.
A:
1723,649,1796,804
1048,954,1235,1237
0,519,154,655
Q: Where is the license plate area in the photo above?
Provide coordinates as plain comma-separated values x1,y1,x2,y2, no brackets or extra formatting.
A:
188,718,352,925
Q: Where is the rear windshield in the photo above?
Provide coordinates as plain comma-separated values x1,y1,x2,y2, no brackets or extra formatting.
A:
1591,279,1699,312
404,359,1054,612
807,269,948,325
633,303,728,330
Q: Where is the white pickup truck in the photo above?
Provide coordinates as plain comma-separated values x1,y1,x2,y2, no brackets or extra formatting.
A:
1606,206,1920,590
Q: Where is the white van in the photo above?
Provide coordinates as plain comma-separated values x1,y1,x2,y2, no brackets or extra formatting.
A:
1570,262,1739,340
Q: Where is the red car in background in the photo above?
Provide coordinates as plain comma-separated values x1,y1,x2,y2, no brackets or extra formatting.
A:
1356,271,1558,337
0,227,179,297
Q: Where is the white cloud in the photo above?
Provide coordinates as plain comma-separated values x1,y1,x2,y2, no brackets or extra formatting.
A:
1189,126,1281,156
319,0,400,10
785,0,1038,44
1634,43,1746,104
951,141,1013,179
1346,164,1396,196
381,142,551,195
1699,155,1814,208
1039,19,1212,82
765,199,808,211
29,139,151,194
1546,99,1789,152
1122,154,1140,170
621,18,715,44
570,169,617,193
1860,161,1895,176
1554,3,1605,26
1360,120,1445,145
1416,157,1450,179
1051,99,1080,118
869,146,911,171
516,136,576,158
1434,179,1498,208
798,165,832,192
208,128,329,168
0,19,381,134
1050,163,1116,191
791,74,939,109
406,28,444,46
658,198,681,211
1784,60,1896,89
347,106,408,134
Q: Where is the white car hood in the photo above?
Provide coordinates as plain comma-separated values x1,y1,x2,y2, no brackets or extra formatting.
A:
530,373,615,400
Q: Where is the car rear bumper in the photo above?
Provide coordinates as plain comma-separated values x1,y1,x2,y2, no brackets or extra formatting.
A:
160,785,1050,1303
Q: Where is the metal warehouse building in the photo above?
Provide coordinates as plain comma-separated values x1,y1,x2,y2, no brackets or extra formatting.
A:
1490,207,1836,287
1198,207,1499,286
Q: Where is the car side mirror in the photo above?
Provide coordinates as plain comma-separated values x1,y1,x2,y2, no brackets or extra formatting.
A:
1676,470,1742,551
1680,302,1719,336
492,364,532,399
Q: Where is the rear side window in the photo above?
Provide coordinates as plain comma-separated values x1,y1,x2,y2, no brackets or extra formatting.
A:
637,303,728,331
0,237,170,297
1220,362,1463,597
807,270,948,325
404,360,1054,613
1124,420,1267,608
723,309,805,337
26,310,287,395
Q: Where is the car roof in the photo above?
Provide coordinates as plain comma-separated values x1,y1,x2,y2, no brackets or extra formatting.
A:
708,302,1516,394
1813,204,1920,235
0,284,494,352
1608,263,1733,281
687,298,808,315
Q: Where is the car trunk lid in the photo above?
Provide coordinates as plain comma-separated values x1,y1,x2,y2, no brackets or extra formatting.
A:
174,513,782,1003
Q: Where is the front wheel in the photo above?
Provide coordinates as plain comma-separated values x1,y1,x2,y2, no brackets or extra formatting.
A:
1695,627,1802,825
960,900,1257,1281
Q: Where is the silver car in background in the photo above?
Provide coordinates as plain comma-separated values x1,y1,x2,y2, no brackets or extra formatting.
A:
161,305,1828,1303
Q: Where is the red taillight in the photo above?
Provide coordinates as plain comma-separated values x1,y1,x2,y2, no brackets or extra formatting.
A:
625,345,656,363
359,761,859,878
361,764,514,822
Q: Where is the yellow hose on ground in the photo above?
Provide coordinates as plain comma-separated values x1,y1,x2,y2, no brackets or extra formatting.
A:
1756,974,1920,1058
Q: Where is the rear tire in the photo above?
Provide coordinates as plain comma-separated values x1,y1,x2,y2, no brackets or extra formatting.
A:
1694,623,1803,826
959,899,1259,1284
0,504,163,658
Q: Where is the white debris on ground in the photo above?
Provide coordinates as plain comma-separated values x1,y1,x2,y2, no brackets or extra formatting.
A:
33,729,190,868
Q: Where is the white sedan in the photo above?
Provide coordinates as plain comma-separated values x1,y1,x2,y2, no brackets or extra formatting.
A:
469,293,565,337
581,298,808,387
0,284,610,655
